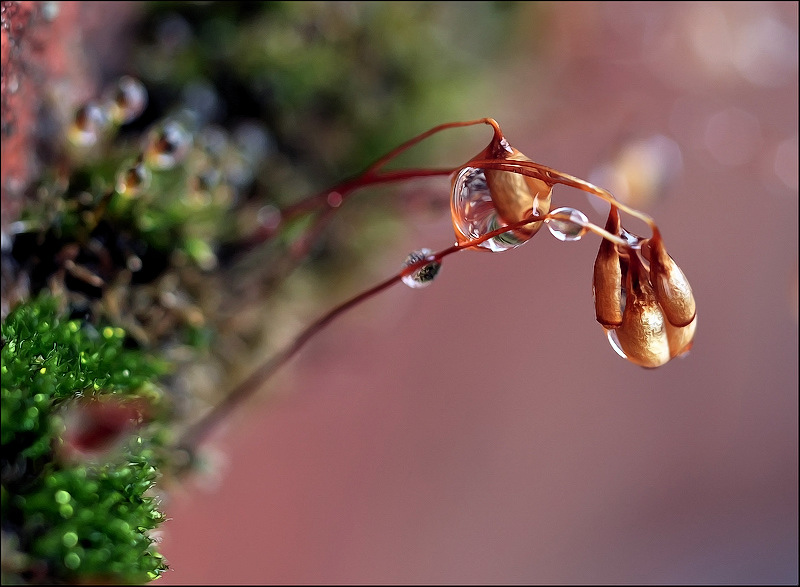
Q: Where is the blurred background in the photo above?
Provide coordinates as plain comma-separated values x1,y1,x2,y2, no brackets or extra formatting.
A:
159,2,798,584
4,1,797,584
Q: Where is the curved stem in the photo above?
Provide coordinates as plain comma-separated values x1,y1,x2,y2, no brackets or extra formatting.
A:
176,206,623,452
470,159,659,232
243,120,501,251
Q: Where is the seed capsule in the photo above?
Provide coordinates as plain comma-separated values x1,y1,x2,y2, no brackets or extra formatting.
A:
592,207,624,328
485,147,552,240
648,233,696,327
613,254,671,368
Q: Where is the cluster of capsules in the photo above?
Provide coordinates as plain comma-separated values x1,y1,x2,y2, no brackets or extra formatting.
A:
402,118,696,368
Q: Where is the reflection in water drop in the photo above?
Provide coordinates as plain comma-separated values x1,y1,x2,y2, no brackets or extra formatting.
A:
546,207,589,241
605,328,628,359
402,249,441,289
451,167,527,252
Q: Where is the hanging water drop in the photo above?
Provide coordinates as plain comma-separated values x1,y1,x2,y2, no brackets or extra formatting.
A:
451,167,527,252
545,207,589,241
605,328,628,360
401,249,441,289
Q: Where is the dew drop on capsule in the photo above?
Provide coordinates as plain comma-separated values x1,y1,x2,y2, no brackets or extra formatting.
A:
545,207,589,241
402,249,441,289
451,167,527,252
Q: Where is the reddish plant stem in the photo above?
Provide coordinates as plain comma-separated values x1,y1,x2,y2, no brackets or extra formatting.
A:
176,211,544,452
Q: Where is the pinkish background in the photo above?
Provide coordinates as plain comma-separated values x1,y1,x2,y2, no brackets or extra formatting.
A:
2,2,795,583
159,2,798,584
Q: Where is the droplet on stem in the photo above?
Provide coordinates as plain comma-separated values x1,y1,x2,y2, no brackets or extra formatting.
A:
402,249,441,288
545,206,589,241
450,167,527,252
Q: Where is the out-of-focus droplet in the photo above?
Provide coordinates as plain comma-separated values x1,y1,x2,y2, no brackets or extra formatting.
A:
115,160,151,197
402,248,441,289
105,76,148,125
546,206,589,241
588,135,683,211
68,103,108,147
451,167,527,252
143,120,192,170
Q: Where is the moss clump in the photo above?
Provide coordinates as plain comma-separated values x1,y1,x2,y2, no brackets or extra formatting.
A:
1,296,169,583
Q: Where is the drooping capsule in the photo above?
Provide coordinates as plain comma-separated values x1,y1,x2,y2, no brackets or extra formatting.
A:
484,146,552,241
592,206,624,328
401,249,441,289
613,253,671,368
450,132,552,252
648,233,696,327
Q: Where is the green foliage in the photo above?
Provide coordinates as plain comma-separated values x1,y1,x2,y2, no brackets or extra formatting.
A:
1,296,169,583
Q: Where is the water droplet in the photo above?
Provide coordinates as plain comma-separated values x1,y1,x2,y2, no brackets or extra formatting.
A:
105,76,147,125
451,167,528,252
143,120,192,170
402,249,441,289
545,207,589,241
68,103,108,147
116,160,151,197
605,328,628,359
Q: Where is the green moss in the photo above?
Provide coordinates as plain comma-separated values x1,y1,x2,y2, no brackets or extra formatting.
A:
1,296,169,582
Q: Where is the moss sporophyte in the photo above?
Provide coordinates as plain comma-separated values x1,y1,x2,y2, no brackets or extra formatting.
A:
2,94,694,585
2,103,697,580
